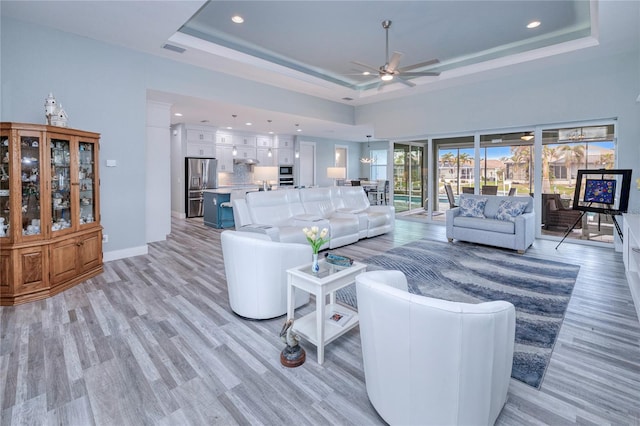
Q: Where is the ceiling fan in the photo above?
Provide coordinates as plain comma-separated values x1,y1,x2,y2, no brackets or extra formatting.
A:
352,20,441,88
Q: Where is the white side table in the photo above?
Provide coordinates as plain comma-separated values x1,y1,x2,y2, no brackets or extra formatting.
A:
286,258,367,365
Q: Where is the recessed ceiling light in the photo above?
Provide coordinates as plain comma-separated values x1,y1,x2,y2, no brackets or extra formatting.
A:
174,113,183,117
296,128,302,132
231,15,244,24
245,122,252,126
226,126,233,130
363,71,371,76
268,131,274,134
527,20,541,29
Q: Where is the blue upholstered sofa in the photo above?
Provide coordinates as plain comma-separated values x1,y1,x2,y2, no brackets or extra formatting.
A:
446,194,535,253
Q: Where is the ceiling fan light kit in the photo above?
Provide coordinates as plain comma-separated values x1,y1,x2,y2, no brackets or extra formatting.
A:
351,19,441,88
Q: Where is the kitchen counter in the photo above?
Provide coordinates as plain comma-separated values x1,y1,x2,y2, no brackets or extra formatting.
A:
203,185,261,195
203,186,262,229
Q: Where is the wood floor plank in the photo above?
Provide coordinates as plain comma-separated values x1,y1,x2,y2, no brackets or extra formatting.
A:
1,217,639,425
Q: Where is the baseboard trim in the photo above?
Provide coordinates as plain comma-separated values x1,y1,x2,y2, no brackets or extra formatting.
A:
172,210,186,219
103,245,148,262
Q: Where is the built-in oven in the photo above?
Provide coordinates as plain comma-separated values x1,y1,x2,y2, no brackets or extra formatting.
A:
279,165,294,186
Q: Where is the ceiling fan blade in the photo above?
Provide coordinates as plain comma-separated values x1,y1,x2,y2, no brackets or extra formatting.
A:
399,58,440,73
401,71,441,77
396,76,416,87
387,51,403,73
351,60,380,73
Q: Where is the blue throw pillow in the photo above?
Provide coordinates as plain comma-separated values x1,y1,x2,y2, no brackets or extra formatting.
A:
459,196,488,218
495,200,528,222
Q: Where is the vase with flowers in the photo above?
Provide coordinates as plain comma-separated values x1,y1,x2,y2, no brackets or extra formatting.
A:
302,226,330,273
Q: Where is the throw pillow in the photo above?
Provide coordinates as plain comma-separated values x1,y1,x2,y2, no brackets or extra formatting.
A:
495,200,529,222
458,196,488,218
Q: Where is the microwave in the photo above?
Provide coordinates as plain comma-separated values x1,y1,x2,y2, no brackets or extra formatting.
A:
279,166,293,175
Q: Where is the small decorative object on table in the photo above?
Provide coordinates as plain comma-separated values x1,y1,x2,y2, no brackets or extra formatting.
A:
302,226,330,273
325,253,354,267
279,319,305,368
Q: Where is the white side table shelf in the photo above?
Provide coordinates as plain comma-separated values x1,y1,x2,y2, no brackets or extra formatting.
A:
622,213,640,321
287,259,367,364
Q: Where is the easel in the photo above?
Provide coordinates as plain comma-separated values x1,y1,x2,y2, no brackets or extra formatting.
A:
556,202,623,249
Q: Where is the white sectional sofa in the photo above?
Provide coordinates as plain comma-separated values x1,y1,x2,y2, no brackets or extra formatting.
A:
232,186,395,249
446,194,535,253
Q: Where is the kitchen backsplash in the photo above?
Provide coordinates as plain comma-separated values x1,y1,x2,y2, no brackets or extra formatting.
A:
218,163,255,186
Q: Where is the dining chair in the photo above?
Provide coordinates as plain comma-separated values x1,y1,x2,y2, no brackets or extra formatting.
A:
481,185,498,195
351,180,361,186
462,187,474,194
444,184,457,208
508,187,517,196
368,179,386,205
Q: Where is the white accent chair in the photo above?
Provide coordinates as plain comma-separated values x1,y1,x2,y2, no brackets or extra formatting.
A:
221,230,311,319
356,270,516,426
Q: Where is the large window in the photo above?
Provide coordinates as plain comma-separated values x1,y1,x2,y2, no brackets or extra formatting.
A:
541,124,616,242
370,149,388,180
479,133,534,197
393,144,423,213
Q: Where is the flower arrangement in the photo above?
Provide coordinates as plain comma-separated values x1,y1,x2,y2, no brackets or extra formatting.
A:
302,226,330,254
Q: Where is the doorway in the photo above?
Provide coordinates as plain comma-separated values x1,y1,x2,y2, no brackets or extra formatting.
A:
393,143,424,213
298,141,316,187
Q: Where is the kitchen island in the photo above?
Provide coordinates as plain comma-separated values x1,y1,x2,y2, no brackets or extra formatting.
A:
202,187,260,229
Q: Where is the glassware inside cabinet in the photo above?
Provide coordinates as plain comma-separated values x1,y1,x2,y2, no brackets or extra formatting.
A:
50,138,72,232
20,135,42,236
78,142,95,225
0,135,9,237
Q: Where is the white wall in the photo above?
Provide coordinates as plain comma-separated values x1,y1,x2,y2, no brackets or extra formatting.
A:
357,51,640,212
0,17,357,257
1,2,638,260
146,101,172,243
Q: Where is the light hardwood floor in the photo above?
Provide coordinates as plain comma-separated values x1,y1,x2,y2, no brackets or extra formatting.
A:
1,218,639,425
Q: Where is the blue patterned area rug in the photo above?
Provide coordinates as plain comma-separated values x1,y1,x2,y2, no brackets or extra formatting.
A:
336,239,579,389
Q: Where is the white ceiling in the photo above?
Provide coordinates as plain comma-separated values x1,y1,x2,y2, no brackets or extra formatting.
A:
2,1,634,141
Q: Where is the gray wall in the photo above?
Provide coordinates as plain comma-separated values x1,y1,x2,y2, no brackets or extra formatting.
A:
297,136,363,187
2,4,639,259
1,17,357,256
358,49,639,212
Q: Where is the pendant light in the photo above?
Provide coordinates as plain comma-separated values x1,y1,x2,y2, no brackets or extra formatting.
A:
360,135,376,164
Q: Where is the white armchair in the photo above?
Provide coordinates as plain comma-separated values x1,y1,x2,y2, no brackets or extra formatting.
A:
221,230,311,319
356,270,515,426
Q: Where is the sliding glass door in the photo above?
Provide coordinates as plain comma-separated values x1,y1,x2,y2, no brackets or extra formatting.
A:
393,143,424,213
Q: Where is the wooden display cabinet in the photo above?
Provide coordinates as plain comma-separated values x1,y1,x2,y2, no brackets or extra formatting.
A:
0,122,103,305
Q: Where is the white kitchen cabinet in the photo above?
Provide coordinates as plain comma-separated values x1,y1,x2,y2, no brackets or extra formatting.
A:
216,132,233,145
236,145,256,160
256,147,275,166
186,126,215,157
278,148,295,165
256,135,273,148
233,134,256,147
186,128,215,143
216,145,234,172
275,135,294,149
186,143,215,157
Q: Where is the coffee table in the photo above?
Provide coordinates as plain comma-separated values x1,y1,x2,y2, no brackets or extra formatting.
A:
286,258,367,365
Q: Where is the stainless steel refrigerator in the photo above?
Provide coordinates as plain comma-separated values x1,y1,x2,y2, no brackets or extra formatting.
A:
185,157,218,217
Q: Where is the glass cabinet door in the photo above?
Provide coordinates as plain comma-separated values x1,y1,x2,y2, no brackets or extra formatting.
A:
78,141,96,225
21,135,42,236
0,135,9,238
50,138,72,232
